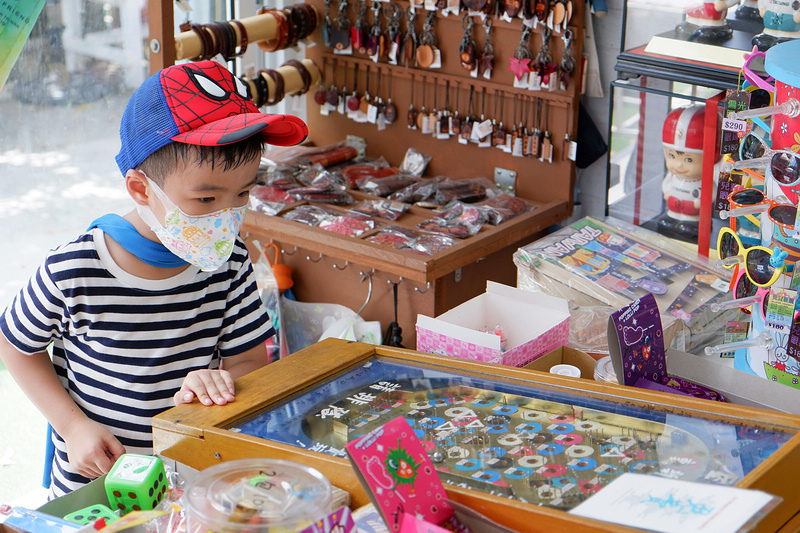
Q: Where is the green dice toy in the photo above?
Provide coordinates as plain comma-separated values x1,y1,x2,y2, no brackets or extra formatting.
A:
64,504,119,525
104,454,168,515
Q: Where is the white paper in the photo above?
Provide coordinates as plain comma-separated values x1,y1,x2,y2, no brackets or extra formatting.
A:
569,474,778,533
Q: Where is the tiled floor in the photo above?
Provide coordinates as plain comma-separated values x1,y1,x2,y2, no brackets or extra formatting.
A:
0,83,133,505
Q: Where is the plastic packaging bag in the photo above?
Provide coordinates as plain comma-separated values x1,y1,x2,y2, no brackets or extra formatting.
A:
281,298,382,354
251,241,288,362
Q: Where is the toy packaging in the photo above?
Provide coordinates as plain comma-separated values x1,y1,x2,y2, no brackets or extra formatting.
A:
515,216,733,352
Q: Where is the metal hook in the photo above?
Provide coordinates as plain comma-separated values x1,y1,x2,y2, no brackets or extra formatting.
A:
282,246,298,255
386,276,403,285
333,260,350,270
306,253,323,263
414,282,431,294
357,270,375,315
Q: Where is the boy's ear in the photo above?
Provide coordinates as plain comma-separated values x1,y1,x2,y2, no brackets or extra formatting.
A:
125,170,149,206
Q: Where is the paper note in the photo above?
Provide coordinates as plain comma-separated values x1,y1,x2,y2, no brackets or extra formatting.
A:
569,473,779,533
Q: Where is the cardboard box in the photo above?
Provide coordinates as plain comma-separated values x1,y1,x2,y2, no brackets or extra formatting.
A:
522,346,599,380
415,281,570,367
666,349,800,415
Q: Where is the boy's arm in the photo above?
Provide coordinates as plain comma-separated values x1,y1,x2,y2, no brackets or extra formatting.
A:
174,343,269,406
0,335,125,478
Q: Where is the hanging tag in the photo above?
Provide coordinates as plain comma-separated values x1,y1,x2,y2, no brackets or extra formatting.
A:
420,114,432,134
766,288,797,332
524,132,532,156
513,72,529,88
527,72,542,91
429,49,443,69
540,136,553,162
503,133,513,153
714,172,742,216
512,136,524,156
388,42,399,65
437,120,451,140
337,96,346,114
333,44,354,55
367,104,379,124
425,0,437,8
474,119,493,140
530,131,542,158
721,322,750,358
721,89,751,155
377,112,387,131
320,104,331,116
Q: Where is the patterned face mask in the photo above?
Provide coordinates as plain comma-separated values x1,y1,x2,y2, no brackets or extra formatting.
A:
137,174,246,272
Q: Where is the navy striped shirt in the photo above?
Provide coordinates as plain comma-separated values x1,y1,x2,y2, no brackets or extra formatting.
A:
0,228,273,496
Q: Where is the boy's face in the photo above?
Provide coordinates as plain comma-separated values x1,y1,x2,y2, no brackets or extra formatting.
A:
663,147,703,180
151,157,260,219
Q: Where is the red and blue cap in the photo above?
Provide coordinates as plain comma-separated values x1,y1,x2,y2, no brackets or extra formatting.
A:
116,60,308,175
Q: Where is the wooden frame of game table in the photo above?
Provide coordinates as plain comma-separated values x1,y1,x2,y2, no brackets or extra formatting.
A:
152,338,800,532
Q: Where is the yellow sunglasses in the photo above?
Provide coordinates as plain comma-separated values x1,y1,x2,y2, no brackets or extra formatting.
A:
716,227,787,287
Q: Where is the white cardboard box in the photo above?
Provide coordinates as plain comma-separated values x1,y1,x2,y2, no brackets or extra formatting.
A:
415,281,570,367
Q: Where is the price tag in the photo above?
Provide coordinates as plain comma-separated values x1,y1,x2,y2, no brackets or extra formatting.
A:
721,117,747,133
714,172,742,215
765,288,797,332
786,313,800,360
722,322,750,358
721,90,751,155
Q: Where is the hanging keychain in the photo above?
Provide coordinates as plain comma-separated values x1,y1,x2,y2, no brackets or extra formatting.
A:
403,6,419,67
460,85,475,144
558,29,576,91
477,18,494,80
512,94,524,157
326,58,341,108
540,100,553,163
384,2,403,64
419,76,432,133
508,24,532,85
384,68,398,123
352,0,368,54
366,1,383,57
562,102,577,161
417,10,440,69
322,0,333,47
493,90,506,147
522,97,531,156
530,98,542,158
359,64,372,119
459,15,477,72
331,0,352,51
430,77,440,136
509,94,519,151
408,73,418,129
346,63,361,112
372,67,385,127
476,87,492,147
314,57,328,106
451,81,462,135
439,79,451,139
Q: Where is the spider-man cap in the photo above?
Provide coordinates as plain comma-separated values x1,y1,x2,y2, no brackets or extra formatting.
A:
115,60,308,175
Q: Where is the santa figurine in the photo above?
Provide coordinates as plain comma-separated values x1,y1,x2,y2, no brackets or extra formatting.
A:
658,105,710,242
753,0,800,51
676,0,739,43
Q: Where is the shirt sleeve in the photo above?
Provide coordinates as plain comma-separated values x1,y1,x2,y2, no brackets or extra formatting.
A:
217,240,275,358
0,258,67,355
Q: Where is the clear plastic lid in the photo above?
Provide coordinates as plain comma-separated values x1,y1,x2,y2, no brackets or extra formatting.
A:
184,458,332,531
593,355,619,384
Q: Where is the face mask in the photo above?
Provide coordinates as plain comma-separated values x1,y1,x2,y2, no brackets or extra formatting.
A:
137,174,247,272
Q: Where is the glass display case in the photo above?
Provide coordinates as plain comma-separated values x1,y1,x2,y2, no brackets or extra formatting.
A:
152,339,800,532
606,0,756,254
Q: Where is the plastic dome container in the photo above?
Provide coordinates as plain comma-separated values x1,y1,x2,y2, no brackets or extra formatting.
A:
184,458,332,532
593,356,619,384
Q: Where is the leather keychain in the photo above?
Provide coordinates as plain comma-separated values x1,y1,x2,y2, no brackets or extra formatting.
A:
346,63,361,112
402,6,418,67
493,90,506,147
407,73,418,129
477,18,494,79
314,57,329,105
458,15,477,72
326,58,341,106
383,68,397,123
351,0,368,54
540,100,553,163
366,1,383,56
331,0,352,50
451,81,462,135
359,64,372,114
416,10,438,68
530,98,542,158
321,0,333,47
417,76,428,131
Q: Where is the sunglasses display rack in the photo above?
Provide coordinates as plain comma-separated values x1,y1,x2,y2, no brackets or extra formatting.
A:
708,41,800,394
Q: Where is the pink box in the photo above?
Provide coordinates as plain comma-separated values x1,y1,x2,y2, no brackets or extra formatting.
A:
416,281,570,367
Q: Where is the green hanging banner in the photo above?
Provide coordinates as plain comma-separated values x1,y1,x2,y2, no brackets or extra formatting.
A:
0,0,47,90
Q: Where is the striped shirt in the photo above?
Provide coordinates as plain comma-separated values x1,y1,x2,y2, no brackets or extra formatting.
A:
0,228,273,497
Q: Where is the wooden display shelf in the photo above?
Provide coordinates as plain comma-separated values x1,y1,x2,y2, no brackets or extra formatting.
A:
153,338,800,533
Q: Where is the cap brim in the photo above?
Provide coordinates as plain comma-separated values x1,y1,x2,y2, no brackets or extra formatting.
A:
172,113,308,147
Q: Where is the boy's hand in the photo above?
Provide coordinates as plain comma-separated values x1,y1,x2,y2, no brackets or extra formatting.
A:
62,418,126,479
174,369,236,407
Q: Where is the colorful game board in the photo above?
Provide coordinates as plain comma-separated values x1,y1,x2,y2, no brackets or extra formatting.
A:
231,358,790,512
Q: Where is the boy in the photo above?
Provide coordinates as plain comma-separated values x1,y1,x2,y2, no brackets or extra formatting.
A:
0,60,307,497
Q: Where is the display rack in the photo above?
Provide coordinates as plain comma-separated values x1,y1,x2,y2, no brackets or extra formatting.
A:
146,0,584,346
